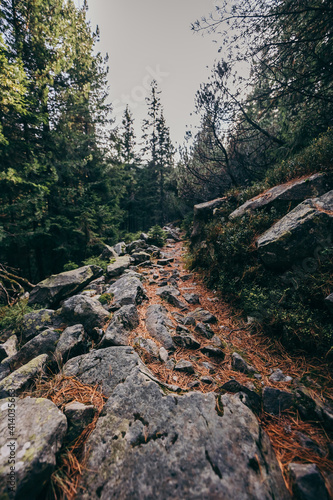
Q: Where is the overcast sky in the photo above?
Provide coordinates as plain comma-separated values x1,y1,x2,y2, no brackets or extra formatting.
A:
79,0,221,148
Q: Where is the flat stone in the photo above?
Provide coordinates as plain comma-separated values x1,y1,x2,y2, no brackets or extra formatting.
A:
183,293,200,305
156,286,187,309
130,252,151,265
187,308,217,324
55,324,88,363
63,347,141,397
200,376,215,385
269,368,292,383
107,275,147,308
28,265,103,308
0,354,49,398
61,295,109,336
99,305,139,348
0,335,17,362
202,361,216,374
232,352,256,374
2,329,60,373
172,335,201,349
230,173,332,219
288,463,329,500
106,255,132,278
0,397,67,499
64,401,96,442
211,335,224,348
263,387,294,415
194,322,214,339
145,304,175,351
159,347,169,363
22,309,59,342
201,346,225,360
133,337,159,357
256,191,333,269
157,258,174,266
174,360,195,374
99,243,118,260
77,377,290,500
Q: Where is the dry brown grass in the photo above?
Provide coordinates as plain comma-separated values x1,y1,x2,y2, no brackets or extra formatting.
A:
26,374,107,500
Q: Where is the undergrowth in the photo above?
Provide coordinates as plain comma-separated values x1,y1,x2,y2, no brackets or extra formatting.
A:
188,129,333,356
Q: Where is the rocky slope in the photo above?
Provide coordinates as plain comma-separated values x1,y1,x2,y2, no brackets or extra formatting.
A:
0,226,332,499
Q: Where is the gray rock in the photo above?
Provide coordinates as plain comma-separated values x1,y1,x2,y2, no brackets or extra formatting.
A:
202,361,216,374
200,376,215,385
187,308,217,324
107,274,147,308
263,387,294,415
288,463,329,500
145,304,175,351
191,197,227,240
184,315,196,326
156,285,187,309
232,352,256,374
63,347,141,397
131,252,151,264
324,293,333,313
22,309,59,342
172,312,185,324
100,305,139,348
2,329,60,373
295,432,325,457
133,337,159,357
113,241,126,255
0,335,17,361
295,387,333,431
55,324,88,363
269,368,292,383
28,265,102,308
0,397,67,499
181,274,193,281
165,359,176,370
78,374,289,500
230,173,332,219
0,354,49,398
195,322,214,339
256,191,333,268
64,401,96,442
211,335,224,348
156,258,174,266
99,244,118,260
61,295,109,336
159,347,169,363
106,255,131,278
163,225,181,241
183,293,200,305
201,346,225,360
126,239,147,254
174,360,195,374
221,379,262,414
172,335,201,349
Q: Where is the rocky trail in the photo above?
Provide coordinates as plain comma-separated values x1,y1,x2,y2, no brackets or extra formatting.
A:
1,226,333,499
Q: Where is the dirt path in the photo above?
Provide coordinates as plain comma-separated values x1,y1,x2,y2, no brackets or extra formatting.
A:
130,237,333,493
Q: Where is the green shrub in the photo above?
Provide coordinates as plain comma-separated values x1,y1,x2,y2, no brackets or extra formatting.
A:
98,293,114,305
63,261,79,272
82,256,108,273
147,225,167,247
0,299,34,342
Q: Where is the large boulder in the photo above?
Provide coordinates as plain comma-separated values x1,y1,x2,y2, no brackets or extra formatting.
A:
61,295,109,337
230,173,332,219
63,346,141,397
99,305,139,348
77,370,290,500
107,275,147,308
0,397,67,499
191,197,227,240
22,309,61,343
55,324,88,363
2,329,60,374
256,191,333,268
145,304,175,351
28,265,103,308
106,255,131,279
